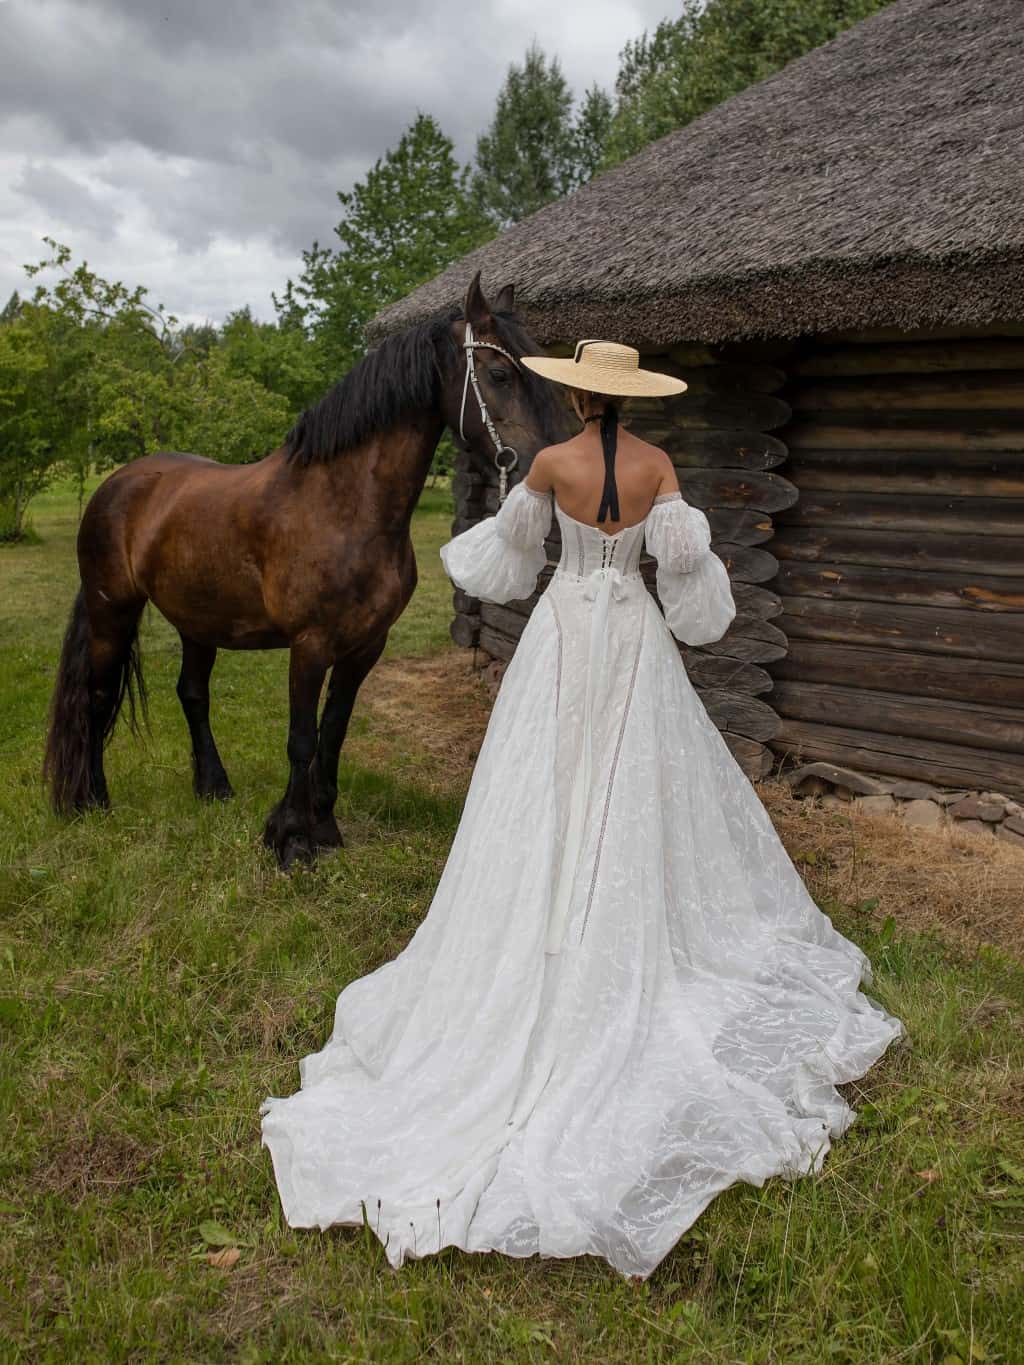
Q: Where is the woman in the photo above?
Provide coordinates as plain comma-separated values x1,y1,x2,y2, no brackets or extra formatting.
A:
261,341,903,1279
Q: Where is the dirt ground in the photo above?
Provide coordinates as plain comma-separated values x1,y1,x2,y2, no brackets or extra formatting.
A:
356,649,1024,961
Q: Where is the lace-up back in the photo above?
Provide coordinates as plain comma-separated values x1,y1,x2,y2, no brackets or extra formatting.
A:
552,500,648,581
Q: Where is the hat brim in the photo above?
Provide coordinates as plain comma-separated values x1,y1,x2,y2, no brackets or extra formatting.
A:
521,354,687,398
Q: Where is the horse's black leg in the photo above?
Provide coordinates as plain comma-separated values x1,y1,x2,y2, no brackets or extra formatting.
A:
176,635,232,800
311,636,388,851
86,600,146,810
262,642,328,871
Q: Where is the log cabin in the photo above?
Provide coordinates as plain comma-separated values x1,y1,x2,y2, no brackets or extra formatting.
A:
370,0,1024,796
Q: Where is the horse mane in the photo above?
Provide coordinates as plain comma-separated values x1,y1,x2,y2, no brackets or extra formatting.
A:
283,306,564,465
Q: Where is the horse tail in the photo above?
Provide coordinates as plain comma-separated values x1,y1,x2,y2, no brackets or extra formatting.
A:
43,588,148,814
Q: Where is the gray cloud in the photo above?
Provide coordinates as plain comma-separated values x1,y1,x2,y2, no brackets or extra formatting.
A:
0,0,672,322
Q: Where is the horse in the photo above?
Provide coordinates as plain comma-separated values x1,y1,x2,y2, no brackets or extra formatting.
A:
43,275,566,868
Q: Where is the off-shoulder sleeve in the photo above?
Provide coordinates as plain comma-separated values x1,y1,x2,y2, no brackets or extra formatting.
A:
645,492,737,645
439,480,552,604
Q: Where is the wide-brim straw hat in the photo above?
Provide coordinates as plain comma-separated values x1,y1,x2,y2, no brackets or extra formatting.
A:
521,340,687,398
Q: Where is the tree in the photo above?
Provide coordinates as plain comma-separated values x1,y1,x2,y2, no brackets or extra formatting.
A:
569,85,615,190
278,113,492,380
218,306,324,412
604,0,892,165
472,45,576,227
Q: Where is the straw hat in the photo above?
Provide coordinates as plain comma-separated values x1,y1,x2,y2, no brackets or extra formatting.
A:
521,340,687,398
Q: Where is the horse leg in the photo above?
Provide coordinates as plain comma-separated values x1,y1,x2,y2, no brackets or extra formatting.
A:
84,599,146,809
176,636,233,800
311,636,388,851
262,641,328,870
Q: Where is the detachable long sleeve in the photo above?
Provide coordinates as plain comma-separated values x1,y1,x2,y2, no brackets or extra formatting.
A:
644,492,736,646
440,480,552,604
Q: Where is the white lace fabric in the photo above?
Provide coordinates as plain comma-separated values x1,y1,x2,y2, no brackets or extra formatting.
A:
261,480,904,1279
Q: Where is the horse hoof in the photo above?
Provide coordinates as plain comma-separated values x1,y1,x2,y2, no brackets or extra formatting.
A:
312,816,344,853
196,778,234,802
279,834,316,871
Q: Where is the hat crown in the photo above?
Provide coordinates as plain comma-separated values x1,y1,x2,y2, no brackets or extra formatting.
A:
573,340,640,371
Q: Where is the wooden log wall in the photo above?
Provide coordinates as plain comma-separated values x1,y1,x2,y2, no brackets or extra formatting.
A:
768,329,1024,798
446,342,797,783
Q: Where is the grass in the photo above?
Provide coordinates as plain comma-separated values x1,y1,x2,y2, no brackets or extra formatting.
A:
1,477,1023,1362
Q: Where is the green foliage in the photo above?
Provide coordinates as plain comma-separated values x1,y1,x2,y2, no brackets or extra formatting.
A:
473,45,615,227
278,114,492,381
605,0,893,164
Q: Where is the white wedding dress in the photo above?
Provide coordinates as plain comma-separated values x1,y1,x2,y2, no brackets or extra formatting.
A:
260,482,903,1278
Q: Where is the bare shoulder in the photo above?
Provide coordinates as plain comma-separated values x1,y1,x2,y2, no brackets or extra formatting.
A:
623,429,676,480
524,437,577,491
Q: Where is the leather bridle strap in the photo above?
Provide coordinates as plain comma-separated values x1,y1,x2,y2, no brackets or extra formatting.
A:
459,321,522,504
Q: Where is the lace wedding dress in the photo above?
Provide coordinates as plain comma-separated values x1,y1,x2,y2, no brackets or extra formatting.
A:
261,482,903,1278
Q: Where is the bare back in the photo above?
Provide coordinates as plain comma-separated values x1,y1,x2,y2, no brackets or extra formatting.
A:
524,425,678,533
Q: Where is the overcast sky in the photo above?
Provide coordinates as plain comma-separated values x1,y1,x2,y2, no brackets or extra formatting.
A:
0,0,673,325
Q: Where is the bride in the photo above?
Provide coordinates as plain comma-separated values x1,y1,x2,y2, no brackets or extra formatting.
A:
260,339,904,1279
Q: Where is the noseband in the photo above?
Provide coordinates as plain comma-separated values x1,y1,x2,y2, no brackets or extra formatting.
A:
458,321,521,504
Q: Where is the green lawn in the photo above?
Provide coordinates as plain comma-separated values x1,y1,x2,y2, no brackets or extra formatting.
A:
1,479,1023,1363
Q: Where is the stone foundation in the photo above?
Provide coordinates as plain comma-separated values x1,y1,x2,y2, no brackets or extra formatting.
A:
782,762,1024,847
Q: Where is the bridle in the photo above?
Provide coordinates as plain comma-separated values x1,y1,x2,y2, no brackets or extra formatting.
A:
458,321,521,504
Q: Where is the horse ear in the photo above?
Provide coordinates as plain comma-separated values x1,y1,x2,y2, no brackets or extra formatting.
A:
463,271,491,328
492,282,516,315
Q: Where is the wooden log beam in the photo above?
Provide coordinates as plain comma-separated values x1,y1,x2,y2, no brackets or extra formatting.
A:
477,625,517,662
774,491,1024,536
789,372,1024,412
703,507,777,545
730,582,784,619
670,393,792,432
777,595,1024,662
450,613,480,648
715,544,779,584
722,734,774,780
771,525,1023,577
680,650,775,694
770,719,1024,797
771,680,1024,753
701,617,789,663
782,457,1024,500
623,425,789,469
666,363,787,395
696,689,781,741
770,639,1024,708
786,422,1024,452
676,469,799,513
773,561,1024,612
793,341,1024,377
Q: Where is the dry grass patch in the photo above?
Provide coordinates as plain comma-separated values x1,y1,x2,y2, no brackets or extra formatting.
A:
762,780,1024,958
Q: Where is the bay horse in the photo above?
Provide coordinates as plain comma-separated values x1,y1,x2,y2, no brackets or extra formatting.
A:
43,275,564,868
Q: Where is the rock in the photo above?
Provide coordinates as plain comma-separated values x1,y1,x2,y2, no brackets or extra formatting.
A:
1004,801,1022,817
932,790,971,807
901,799,945,830
948,796,1005,822
889,780,944,801
1003,813,1024,837
953,818,995,838
854,794,897,816
782,763,893,797
793,775,830,798
996,823,1024,847
820,794,849,811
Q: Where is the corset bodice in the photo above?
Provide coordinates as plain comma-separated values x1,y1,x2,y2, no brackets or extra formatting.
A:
553,503,647,581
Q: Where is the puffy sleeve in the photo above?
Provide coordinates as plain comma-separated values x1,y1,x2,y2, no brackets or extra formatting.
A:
644,492,737,645
439,479,551,604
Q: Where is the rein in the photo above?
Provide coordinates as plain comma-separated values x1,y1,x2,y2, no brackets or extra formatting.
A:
458,321,521,504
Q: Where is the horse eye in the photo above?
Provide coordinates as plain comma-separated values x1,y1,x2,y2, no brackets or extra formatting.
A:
488,366,510,385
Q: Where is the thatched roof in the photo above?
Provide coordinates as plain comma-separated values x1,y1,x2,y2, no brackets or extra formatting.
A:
371,0,1024,346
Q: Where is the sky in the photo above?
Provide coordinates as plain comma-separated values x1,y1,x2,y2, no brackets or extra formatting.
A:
0,0,673,326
